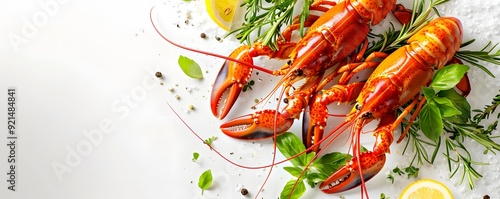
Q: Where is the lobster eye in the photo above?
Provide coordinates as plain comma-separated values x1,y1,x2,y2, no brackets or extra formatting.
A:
283,98,289,104
355,103,362,110
287,60,292,65
362,112,372,118
295,69,303,76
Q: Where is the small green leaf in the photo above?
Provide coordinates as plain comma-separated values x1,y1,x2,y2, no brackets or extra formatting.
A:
276,132,307,167
283,166,303,177
198,169,213,195
280,179,306,199
312,152,350,176
178,55,203,79
431,64,470,92
422,87,436,101
392,167,404,176
434,97,462,117
438,89,471,123
404,166,419,179
192,152,199,162
305,172,328,188
387,174,395,184
419,101,443,141
204,136,217,146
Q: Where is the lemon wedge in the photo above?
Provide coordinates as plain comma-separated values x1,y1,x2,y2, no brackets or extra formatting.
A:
399,178,454,199
205,0,239,31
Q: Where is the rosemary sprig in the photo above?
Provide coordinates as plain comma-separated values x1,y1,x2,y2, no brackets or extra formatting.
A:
228,0,311,51
456,40,500,77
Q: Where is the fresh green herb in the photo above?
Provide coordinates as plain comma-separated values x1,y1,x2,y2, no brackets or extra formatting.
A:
198,169,213,195
242,80,255,92
456,41,500,77
280,179,306,199
192,152,199,162
387,166,420,183
380,193,389,199
228,0,311,51
399,64,500,189
419,64,469,141
276,132,350,199
178,55,203,79
204,136,217,150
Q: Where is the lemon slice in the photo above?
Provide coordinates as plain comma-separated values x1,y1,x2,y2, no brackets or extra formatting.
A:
399,178,454,199
205,0,239,31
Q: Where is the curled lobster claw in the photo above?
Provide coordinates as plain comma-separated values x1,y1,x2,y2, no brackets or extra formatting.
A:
211,46,254,119
319,152,386,193
220,110,294,140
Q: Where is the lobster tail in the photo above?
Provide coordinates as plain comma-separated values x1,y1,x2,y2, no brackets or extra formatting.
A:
408,17,463,68
349,0,398,25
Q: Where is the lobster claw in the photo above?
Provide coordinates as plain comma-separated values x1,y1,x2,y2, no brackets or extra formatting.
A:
211,46,254,119
319,152,386,193
220,110,294,140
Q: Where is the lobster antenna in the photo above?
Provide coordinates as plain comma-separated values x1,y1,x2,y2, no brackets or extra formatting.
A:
149,6,274,75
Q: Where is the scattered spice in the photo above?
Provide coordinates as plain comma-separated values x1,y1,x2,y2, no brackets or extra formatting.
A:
215,36,221,41
184,19,189,24
188,104,195,110
175,95,180,100
484,195,490,199
240,188,248,195
168,87,174,91
200,33,206,39
155,71,162,78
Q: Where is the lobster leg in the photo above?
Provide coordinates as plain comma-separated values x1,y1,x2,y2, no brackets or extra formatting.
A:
302,83,365,151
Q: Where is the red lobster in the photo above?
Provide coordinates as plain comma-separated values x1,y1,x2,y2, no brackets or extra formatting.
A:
299,17,463,197
213,0,398,142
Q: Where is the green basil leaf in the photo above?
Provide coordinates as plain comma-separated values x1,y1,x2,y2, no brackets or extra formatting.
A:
438,89,471,123
312,152,350,176
434,97,462,117
198,169,212,195
305,172,328,188
419,101,443,141
431,64,469,92
422,87,436,101
280,179,306,199
178,55,203,79
276,132,307,167
283,166,303,177
192,152,199,162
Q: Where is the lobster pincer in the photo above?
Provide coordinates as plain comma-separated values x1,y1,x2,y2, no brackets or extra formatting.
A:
210,46,254,119
220,75,322,139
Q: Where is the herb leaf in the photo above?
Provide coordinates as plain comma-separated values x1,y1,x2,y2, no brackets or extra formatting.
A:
280,179,306,199
198,169,213,195
311,152,350,176
204,136,217,146
431,64,470,91
178,55,203,79
276,132,308,167
419,101,443,141
434,97,462,118
192,152,200,162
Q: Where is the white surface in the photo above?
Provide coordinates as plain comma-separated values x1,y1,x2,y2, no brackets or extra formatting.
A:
1,0,500,199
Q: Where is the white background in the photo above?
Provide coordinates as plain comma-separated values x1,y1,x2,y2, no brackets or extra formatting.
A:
1,0,500,198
